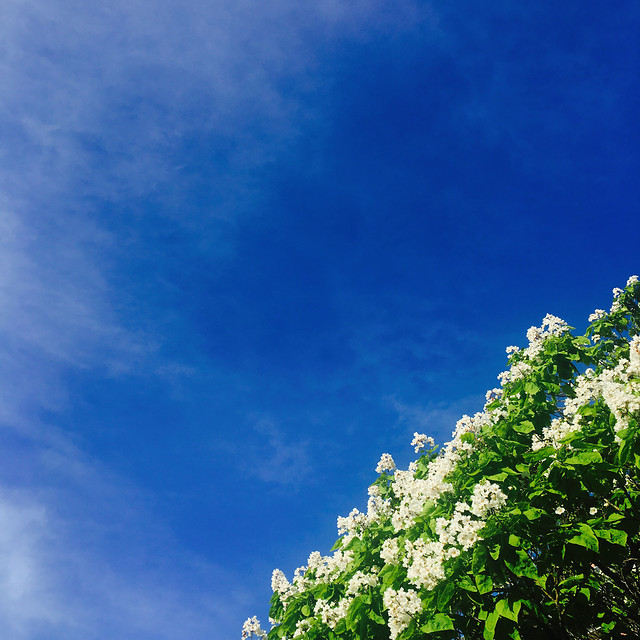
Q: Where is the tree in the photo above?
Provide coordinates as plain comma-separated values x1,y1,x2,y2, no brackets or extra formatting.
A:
244,277,640,640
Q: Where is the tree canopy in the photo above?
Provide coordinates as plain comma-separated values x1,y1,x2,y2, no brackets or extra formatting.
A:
244,277,640,640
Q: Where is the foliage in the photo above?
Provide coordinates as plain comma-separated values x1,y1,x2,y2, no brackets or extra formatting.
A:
244,277,640,640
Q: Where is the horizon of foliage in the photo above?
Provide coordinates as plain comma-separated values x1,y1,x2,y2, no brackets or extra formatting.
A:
244,277,640,640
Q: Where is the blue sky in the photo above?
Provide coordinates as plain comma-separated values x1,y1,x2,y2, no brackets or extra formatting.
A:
0,1,638,638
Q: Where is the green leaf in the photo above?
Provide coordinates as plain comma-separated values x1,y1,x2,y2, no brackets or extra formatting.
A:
483,610,500,640
379,564,401,588
301,604,310,617
568,523,599,552
595,529,628,546
505,549,538,580
489,544,501,561
369,611,385,625
475,573,494,595
421,614,454,634
524,382,540,395
437,581,455,609
565,451,603,465
459,576,478,592
473,545,489,574
495,598,521,622
486,471,509,482
513,420,535,434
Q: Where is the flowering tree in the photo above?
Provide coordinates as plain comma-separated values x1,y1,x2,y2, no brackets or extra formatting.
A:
244,277,640,640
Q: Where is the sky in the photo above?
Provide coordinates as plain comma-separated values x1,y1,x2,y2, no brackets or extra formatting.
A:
0,1,638,638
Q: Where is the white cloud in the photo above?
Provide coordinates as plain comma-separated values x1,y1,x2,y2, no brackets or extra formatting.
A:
0,3,447,637
0,455,247,640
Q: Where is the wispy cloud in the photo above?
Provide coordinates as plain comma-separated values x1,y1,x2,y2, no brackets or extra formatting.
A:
388,394,486,442
0,2,453,637
0,446,248,639
250,417,311,486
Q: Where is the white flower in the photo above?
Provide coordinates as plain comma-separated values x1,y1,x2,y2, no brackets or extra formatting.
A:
555,506,565,515
271,569,298,604
293,619,313,638
242,616,267,639
376,453,396,474
485,388,502,405
346,569,378,595
589,507,598,515
380,537,401,565
498,362,533,386
383,588,422,640
337,507,368,537
411,432,435,452
627,275,639,287
314,596,353,629
368,484,381,498
613,287,624,298
588,309,606,322
470,481,507,518
404,537,447,589
629,336,640,376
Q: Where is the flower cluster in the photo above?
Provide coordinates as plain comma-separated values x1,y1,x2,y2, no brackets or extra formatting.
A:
469,480,508,518
532,333,640,450
242,616,267,639
314,597,351,629
498,314,569,385
410,432,435,452
375,453,396,474
382,587,422,640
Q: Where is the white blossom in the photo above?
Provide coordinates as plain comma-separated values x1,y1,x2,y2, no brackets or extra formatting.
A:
403,537,446,590
293,618,313,638
376,453,396,474
271,569,298,605
470,481,507,518
588,309,607,322
368,484,382,498
380,537,401,565
314,596,352,629
242,616,267,639
411,432,435,452
346,569,378,595
383,588,422,640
